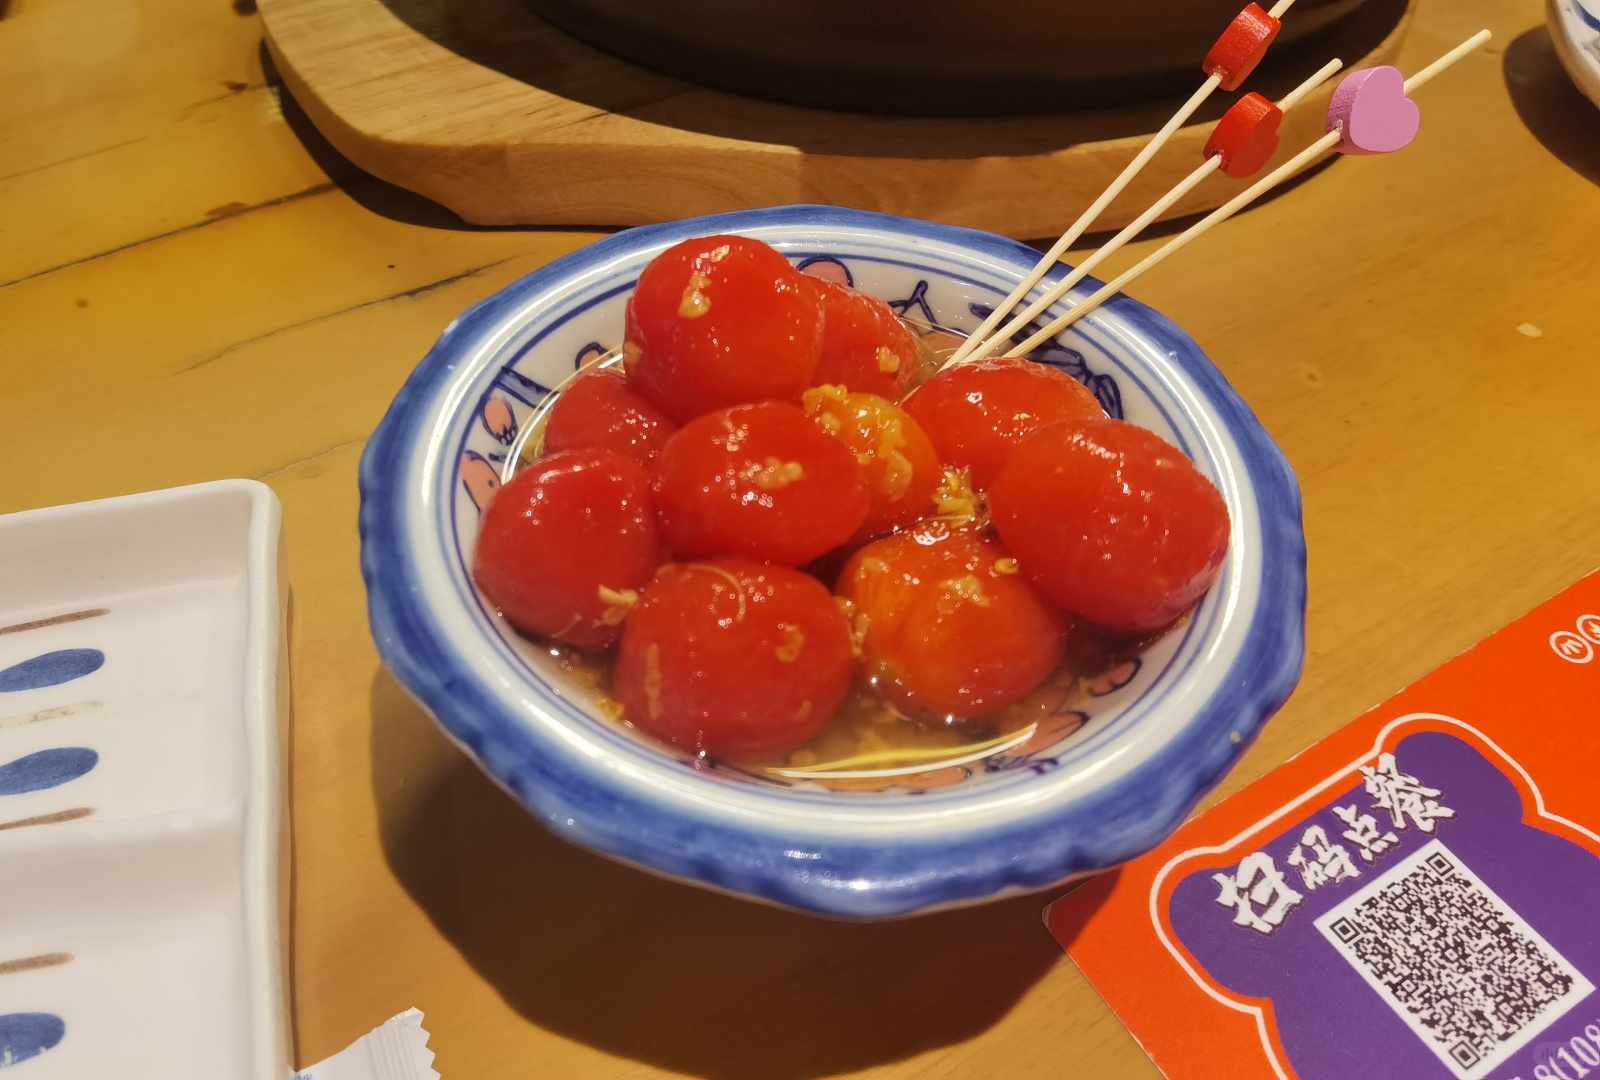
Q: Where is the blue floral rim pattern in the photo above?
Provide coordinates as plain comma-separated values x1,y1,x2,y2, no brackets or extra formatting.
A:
358,205,1308,919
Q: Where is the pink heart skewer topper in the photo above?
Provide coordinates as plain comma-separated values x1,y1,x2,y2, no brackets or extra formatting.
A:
1326,64,1422,155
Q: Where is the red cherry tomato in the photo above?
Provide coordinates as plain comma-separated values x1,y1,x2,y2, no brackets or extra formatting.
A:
623,235,824,424
989,419,1231,633
472,449,663,649
654,402,870,567
543,366,678,468
807,277,920,398
802,387,941,544
901,357,1105,490
838,525,1067,719
614,560,853,758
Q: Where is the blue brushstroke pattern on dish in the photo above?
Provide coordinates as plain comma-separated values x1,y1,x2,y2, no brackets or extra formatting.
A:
0,749,99,796
0,1013,64,1067
358,205,1307,918
0,650,105,693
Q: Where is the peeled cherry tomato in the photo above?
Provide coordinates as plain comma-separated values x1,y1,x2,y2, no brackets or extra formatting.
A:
808,277,919,398
473,449,662,649
544,366,678,468
989,419,1231,633
614,560,852,758
623,235,824,424
901,357,1105,490
654,402,869,567
802,386,941,543
838,525,1067,719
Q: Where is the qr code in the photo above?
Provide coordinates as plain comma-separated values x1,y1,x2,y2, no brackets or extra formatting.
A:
1316,838,1594,1080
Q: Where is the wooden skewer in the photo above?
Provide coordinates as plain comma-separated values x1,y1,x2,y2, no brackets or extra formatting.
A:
1001,30,1492,359
944,0,1302,365
1403,28,1494,92
954,56,1343,367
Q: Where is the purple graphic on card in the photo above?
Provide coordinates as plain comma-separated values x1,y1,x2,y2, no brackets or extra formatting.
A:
1168,731,1600,1080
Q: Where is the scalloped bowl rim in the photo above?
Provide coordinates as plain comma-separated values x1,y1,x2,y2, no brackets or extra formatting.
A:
358,205,1307,918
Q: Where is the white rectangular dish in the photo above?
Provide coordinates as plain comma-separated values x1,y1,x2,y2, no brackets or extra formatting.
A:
0,481,289,1078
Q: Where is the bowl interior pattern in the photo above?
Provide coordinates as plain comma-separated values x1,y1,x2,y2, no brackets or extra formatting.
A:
360,206,1306,917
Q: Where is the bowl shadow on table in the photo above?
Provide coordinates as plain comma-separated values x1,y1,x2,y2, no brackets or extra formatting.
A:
369,668,1097,1079
1502,25,1600,187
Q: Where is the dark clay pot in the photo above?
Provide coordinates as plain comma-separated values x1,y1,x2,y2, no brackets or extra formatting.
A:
525,0,1368,115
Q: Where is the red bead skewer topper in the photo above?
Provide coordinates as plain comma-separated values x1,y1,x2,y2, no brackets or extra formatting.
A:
1204,3,1284,91
1205,92,1284,178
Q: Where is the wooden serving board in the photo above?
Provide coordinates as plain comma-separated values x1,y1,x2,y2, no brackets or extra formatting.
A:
259,0,1414,236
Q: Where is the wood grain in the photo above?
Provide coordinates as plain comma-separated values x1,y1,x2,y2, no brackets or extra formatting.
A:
3,0,1599,1076
256,0,1414,234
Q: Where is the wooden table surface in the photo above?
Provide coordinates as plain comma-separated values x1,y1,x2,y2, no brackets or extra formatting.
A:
3,0,1598,1075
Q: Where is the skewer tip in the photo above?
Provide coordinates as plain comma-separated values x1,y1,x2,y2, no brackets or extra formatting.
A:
1403,28,1493,93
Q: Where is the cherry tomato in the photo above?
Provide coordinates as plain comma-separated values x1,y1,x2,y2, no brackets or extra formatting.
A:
802,386,941,543
901,357,1105,490
623,235,824,424
654,402,869,567
614,560,853,758
807,277,920,398
989,419,1231,633
473,449,662,649
838,525,1067,719
543,366,678,468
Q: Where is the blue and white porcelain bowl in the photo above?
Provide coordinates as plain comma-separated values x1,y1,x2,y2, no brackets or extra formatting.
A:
358,205,1307,919
1549,0,1600,109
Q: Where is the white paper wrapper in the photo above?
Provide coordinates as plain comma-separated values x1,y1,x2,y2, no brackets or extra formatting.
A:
294,1009,439,1080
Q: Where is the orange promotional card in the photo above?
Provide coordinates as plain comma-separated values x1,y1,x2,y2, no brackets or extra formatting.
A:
1049,570,1600,1080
